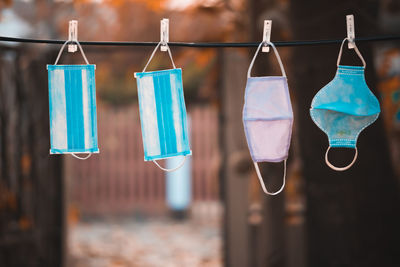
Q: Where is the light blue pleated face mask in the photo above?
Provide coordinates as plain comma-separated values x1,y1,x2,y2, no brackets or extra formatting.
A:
310,38,380,171
135,42,191,172
47,41,99,160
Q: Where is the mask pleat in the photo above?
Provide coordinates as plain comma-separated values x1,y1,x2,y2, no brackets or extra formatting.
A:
65,68,85,150
87,67,98,150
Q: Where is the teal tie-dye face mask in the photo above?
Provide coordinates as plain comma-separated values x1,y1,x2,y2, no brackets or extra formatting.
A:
310,38,380,171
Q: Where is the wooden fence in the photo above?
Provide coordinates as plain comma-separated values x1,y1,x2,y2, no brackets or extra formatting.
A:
65,104,220,216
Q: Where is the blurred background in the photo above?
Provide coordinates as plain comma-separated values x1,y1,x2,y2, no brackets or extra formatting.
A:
0,0,400,266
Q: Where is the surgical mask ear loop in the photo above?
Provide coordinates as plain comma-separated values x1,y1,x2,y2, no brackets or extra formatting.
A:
54,40,92,161
71,153,92,160
336,37,366,68
247,41,286,78
152,156,187,172
253,160,287,196
142,42,187,172
325,146,358,171
54,40,90,65
142,42,176,72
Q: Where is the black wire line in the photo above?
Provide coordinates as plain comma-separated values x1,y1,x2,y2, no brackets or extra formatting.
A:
0,35,400,47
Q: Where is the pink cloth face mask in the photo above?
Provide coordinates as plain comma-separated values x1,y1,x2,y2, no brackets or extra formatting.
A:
243,41,293,195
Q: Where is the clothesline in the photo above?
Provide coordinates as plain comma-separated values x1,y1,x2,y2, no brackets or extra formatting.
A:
1,35,400,47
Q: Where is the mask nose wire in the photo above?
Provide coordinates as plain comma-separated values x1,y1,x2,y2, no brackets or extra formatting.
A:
325,146,358,171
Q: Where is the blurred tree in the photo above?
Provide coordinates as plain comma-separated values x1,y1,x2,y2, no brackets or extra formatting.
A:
289,0,400,266
0,47,63,266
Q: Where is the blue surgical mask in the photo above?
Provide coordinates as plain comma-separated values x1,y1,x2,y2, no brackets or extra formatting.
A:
310,38,380,171
135,42,191,172
47,41,99,160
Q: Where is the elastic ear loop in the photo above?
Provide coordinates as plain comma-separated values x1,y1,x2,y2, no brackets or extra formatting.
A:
247,41,287,78
253,160,287,196
71,153,92,160
336,38,366,68
325,146,358,171
54,40,92,160
54,40,90,65
142,42,176,72
152,156,187,172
